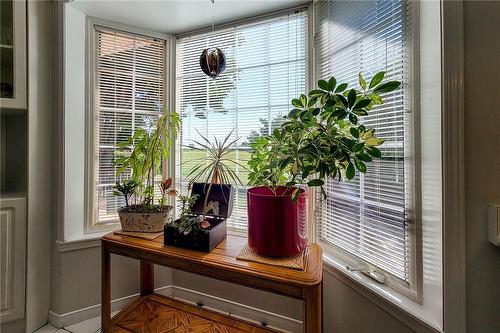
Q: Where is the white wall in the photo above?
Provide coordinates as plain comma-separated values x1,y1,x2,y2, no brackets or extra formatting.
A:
323,273,415,333
50,247,173,316
463,2,500,332
26,0,53,331
63,4,87,240
172,270,304,320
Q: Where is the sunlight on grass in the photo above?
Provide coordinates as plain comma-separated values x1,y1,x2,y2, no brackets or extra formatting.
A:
180,149,251,185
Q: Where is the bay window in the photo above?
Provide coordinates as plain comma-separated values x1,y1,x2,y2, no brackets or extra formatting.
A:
88,25,167,230
176,9,308,230
86,1,420,299
314,0,419,297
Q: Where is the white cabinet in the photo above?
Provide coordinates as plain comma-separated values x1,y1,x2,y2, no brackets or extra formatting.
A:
0,197,26,323
0,0,26,109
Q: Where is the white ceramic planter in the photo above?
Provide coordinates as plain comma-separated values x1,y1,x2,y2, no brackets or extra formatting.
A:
117,206,173,233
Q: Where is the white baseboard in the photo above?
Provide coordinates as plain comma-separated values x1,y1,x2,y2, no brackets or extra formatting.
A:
48,285,173,328
48,285,302,332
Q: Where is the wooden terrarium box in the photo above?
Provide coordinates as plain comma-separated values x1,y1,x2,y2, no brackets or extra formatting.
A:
164,182,235,252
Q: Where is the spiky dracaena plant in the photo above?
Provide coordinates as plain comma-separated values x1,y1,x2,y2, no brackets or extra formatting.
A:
185,130,247,212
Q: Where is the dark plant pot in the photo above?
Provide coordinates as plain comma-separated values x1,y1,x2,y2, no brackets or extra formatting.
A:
164,182,235,252
164,217,227,252
247,186,307,257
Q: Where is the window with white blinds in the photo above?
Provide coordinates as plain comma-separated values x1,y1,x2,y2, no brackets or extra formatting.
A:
314,0,417,292
176,10,307,230
91,26,166,226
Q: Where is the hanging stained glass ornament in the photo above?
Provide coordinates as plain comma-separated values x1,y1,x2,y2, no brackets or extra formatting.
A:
200,0,226,79
200,48,226,79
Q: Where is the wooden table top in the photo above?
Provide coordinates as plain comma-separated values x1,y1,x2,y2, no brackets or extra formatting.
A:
102,233,323,289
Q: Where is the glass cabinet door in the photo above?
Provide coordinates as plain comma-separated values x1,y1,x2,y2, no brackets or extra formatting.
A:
0,0,14,99
0,0,26,109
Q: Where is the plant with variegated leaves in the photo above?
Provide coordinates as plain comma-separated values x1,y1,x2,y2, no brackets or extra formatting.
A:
247,71,401,201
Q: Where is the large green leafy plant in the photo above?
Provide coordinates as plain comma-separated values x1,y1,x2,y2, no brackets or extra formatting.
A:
248,71,401,200
113,110,180,212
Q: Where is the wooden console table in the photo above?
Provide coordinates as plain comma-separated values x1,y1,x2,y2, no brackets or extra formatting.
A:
101,233,323,332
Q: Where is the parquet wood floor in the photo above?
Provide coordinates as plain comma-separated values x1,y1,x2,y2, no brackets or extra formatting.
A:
110,294,279,333
102,233,323,332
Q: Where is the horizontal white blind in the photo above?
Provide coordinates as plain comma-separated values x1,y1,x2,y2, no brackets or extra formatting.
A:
176,11,308,230
94,27,166,224
314,0,413,284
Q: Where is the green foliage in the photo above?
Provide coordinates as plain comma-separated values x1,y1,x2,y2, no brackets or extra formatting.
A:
142,186,155,211
247,136,288,188
178,194,199,217
247,71,401,200
113,110,180,212
167,193,201,235
113,179,140,209
186,130,246,186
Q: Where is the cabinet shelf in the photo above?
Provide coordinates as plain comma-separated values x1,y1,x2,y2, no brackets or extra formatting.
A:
0,44,13,49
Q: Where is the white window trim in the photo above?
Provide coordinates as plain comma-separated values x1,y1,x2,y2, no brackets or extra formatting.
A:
84,16,173,234
441,0,466,331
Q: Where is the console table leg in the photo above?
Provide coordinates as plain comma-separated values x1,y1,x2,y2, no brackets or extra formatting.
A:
101,245,111,333
304,282,323,333
140,261,154,296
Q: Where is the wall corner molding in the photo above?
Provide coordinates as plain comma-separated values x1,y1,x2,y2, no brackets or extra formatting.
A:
49,286,172,328
441,0,466,332
48,285,301,332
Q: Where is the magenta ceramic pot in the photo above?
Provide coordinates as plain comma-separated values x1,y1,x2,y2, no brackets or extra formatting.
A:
247,186,307,257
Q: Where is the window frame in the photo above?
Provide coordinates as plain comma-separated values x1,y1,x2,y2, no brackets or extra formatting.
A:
65,2,446,329
174,7,310,232
311,0,423,301
84,17,173,233
83,5,423,298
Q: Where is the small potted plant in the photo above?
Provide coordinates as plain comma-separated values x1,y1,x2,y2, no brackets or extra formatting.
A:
112,110,180,233
247,72,401,256
164,182,234,252
163,131,245,251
